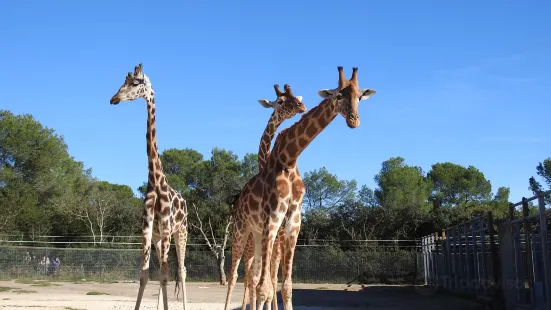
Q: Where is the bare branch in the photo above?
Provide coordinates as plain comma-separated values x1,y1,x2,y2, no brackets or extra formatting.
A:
208,218,218,247
191,203,216,254
222,218,231,251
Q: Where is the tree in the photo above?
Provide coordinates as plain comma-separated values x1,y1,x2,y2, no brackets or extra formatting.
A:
373,157,433,238
303,167,357,210
191,203,230,285
55,179,120,245
0,110,92,236
427,162,492,209
529,158,551,204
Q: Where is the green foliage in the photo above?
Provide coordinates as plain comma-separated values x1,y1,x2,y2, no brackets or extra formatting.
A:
427,162,492,208
529,157,551,204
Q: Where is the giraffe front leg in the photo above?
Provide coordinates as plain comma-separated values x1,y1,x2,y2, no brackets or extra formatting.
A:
251,232,264,310
134,192,156,310
271,229,284,310
281,210,301,310
174,227,188,310
224,226,248,310
242,234,254,310
152,234,164,307
257,214,285,310
157,214,172,310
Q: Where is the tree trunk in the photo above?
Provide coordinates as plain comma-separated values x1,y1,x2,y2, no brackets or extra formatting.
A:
218,252,227,285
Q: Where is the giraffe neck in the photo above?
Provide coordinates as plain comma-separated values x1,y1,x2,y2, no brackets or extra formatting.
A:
273,98,337,167
145,94,163,185
257,111,282,172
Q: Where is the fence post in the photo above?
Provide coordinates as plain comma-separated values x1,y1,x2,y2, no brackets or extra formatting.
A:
465,222,473,294
537,191,551,310
458,225,465,293
499,219,518,309
443,230,452,290
434,232,440,288
422,236,428,286
488,212,500,286
522,197,536,305
479,215,488,296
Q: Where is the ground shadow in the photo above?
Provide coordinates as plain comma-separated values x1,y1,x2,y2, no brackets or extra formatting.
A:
233,285,485,310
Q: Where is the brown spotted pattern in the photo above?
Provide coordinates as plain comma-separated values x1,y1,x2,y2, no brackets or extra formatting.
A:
110,64,189,310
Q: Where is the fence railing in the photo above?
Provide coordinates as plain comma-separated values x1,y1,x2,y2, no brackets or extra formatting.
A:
421,190,551,310
0,244,420,285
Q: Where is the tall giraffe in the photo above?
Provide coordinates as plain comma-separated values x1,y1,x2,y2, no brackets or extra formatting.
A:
109,64,188,310
224,84,306,310
252,66,376,310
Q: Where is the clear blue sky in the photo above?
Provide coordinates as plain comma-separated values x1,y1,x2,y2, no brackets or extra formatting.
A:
1,0,550,202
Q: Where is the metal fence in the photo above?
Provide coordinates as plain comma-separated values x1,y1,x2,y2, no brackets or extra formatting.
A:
421,190,551,310
0,244,420,285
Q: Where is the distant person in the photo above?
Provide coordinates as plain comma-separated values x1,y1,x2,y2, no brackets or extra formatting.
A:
52,256,61,275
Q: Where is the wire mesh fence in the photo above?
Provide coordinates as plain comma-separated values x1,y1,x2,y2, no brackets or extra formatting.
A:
0,244,420,284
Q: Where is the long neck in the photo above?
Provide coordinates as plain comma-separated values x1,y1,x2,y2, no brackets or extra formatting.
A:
258,111,282,172
273,98,337,167
145,95,163,185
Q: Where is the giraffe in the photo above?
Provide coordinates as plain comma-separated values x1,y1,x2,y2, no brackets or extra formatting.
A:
251,66,376,310
243,84,306,310
224,84,306,310
109,64,189,310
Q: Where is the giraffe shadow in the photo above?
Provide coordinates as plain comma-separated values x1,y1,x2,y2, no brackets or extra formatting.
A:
232,285,486,310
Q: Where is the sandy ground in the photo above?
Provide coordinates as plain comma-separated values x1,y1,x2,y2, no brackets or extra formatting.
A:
0,280,484,310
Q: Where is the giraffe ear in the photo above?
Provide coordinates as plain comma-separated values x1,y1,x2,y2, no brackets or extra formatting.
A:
318,89,335,99
360,88,376,101
258,99,275,108
295,96,303,102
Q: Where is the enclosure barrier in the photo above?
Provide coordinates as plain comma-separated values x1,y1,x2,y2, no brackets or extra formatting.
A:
0,245,419,285
421,190,551,310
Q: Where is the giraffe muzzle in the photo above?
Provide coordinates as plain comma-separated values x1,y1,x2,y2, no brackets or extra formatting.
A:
110,96,121,105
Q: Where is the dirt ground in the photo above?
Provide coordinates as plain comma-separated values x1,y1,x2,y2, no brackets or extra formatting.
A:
0,280,484,310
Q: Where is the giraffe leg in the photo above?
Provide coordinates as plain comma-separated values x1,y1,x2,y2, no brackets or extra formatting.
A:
271,230,284,310
152,234,164,307
281,210,301,310
174,228,188,310
241,234,254,310
251,232,264,310
224,228,248,310
156,213,172,310
257,214,285,310
134,192,156,310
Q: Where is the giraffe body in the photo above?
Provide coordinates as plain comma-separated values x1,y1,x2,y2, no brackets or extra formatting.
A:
110,64,189,310
250,67,376,310
224,85,306,310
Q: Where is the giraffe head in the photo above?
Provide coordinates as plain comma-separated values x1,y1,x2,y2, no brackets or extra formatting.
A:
317,66,376,128
110,63,153,105
257,84,307,121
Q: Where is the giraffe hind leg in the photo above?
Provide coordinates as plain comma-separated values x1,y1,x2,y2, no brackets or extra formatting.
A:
134,192,157,310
